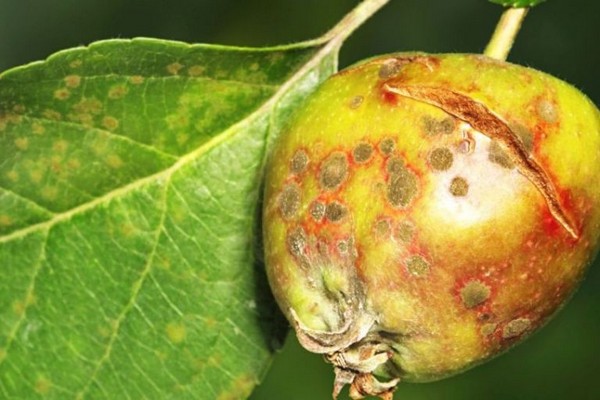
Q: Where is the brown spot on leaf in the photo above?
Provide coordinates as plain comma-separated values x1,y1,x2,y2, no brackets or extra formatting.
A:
54,88,70,100
64,75,81,88
279,184,301,220
384,83,578,239
429,147,453,171
460,280,491,308
319,152,348,190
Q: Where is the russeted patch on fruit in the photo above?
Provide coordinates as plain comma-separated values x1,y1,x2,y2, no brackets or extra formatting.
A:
263,53,600,399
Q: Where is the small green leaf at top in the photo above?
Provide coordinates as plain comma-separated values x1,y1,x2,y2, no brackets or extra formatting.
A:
0,0,389,396
489,0,547,7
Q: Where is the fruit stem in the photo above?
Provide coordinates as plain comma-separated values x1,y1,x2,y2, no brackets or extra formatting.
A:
484,7,529,61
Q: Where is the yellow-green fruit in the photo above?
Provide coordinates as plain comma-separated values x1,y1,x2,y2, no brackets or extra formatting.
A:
262,53,600,399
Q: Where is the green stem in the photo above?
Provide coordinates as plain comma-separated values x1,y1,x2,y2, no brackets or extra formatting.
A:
484,7,529,61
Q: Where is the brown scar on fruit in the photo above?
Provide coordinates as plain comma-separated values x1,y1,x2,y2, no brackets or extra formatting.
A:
429,147,454,171
353,142,374,163
326,202,347,222
502,317,531,339
460,280,491,308
450,176,469,197
319,152,349,190
291,149,309,173
279,183,301,220
384,83,579,239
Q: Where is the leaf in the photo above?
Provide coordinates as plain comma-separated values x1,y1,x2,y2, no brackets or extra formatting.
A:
489,0,547,7
0,0,389,398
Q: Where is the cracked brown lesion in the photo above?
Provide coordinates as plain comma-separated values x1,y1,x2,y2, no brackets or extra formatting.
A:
383,82,579,240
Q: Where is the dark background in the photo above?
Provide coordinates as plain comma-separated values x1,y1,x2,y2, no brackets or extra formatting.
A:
1,1,598,399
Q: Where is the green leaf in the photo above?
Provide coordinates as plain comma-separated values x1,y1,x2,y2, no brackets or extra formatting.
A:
489,0,547,7
0,1,389,397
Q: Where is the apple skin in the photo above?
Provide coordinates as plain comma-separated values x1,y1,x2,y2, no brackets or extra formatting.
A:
262,53,600,397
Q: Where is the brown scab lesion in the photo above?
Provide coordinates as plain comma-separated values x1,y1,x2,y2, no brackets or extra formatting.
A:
379,138,396,155
287,227,307,258
349,95,364,109
488,141,515,169
386,157,418,208
291,150,309,174
488,125,533,169
422,115,455,135
536,99,558,124
279,183,301,220
429,147,454,171
353,143,374,163
374,219,391,237
394,221,414,242
460,280,491,309
406,255,430,276
319,152,349,191
449,176,469,197
378,59,403,79
325,202,347,223
310,201,326,221
502,317,531,339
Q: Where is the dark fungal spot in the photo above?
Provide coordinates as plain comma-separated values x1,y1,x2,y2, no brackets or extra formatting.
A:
394,221,414,242
502,318,531,339
423,116,455,135
406,256,430,276
349,95,364,109
325,202,346,222
379,138,396,155
536,99,558,124
374,219,391,237
287,227,307,257
481,323,497,336
319,152,348,190
310,201,326,221
429,147,454,171
460,280,491,309
386,157,405,174
353,142,373,163
488,141,514,169
337,240,349,255
378,59,402,79
489,124,534,169
449,177,469,197
387,159,418,208
291,150,309,174
279,184,301,219
510,123,534,152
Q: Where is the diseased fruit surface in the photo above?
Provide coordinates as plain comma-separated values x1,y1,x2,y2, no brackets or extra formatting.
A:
262,53,600,399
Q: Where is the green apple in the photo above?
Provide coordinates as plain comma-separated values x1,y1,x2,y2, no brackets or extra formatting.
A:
263,53,600,399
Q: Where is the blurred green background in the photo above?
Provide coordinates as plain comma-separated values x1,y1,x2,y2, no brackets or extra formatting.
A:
1,1,598,399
